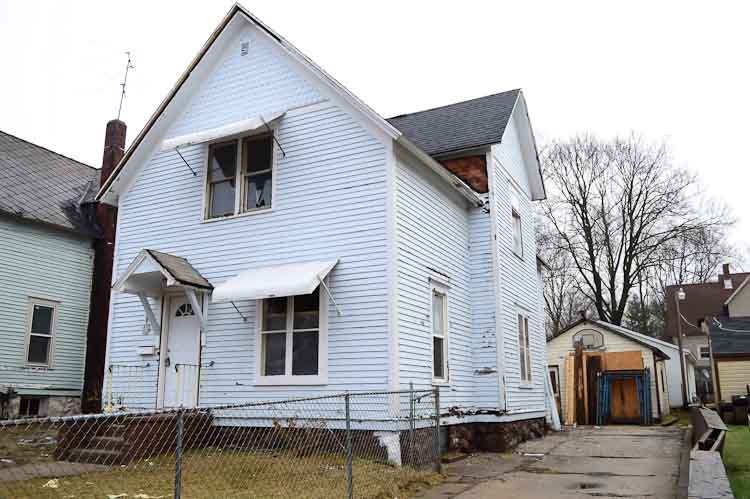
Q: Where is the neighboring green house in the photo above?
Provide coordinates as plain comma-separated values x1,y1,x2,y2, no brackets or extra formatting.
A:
0,130,101,418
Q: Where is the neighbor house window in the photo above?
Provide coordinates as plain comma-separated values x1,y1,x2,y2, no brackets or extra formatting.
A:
206,134,274,219
699,346,710,359
258,288,324,382
549,366,560,396
517,314,532,383
26,299,57,366
431,282,449,382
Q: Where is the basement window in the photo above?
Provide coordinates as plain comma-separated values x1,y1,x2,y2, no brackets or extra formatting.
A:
206,134,274,220
19,397,45,418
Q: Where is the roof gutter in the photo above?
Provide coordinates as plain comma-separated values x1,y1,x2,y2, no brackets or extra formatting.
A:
396,136,485,207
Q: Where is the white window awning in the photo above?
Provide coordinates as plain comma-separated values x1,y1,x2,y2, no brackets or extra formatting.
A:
160,110,285,152
212,260,339,303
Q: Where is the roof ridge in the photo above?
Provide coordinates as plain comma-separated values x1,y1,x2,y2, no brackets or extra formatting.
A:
0,129,97,172
387,88,521,120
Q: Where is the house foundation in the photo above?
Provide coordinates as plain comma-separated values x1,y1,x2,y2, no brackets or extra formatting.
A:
446,418,547,453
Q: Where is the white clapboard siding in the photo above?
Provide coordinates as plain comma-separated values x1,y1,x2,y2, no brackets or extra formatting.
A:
394,148,481,410
107,21,391,407
490,108,547,415
0,216,93,396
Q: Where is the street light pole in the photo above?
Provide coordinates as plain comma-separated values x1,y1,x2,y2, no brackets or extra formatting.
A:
675,288,689,408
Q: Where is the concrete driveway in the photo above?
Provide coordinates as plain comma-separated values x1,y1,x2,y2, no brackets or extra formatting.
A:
419,426,688,499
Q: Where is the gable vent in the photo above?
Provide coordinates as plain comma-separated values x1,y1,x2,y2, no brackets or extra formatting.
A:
240,41,250,56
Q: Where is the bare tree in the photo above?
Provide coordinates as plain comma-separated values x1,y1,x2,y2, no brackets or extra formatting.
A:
541,134,730,326
537,227,591,337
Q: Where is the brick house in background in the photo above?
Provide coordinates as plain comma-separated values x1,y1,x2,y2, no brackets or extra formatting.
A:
0,121,123,418
663,263,749,402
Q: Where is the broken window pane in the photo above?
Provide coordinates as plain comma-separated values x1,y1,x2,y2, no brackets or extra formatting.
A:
245,171,272,210
262,333,286,376
208,142,237,218
292,331,318,375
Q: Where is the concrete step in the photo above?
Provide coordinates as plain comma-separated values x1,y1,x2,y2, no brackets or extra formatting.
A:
66,448,124,465
88,435,128,451
95,423,128,438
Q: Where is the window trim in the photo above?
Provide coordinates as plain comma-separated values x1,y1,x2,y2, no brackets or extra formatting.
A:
203,129,276,222
511,208,524,258
548,365,560,396
254,286,328,386
517,313,532,386
430,280,449,384
24,297,59,368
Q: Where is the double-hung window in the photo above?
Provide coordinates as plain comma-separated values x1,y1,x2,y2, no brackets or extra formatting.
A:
699,345,710,360
26,299,57,366
510,190,523,258
431,282,449,382
517,314,532,384
258,288,325,384
206,133,274,220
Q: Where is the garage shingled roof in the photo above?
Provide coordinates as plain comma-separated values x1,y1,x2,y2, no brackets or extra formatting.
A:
0,130,99,235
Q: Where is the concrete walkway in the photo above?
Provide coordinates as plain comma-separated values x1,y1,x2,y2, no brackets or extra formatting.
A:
419,426,687,498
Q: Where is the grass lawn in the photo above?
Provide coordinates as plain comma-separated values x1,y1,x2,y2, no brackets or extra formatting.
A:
724,425,750,499
2,449,442,499
0,424,57,467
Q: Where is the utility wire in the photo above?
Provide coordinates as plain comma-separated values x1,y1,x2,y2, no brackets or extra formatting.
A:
711,316,750,334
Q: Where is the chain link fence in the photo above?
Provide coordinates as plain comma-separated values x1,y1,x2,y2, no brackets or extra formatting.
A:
0,388,442,498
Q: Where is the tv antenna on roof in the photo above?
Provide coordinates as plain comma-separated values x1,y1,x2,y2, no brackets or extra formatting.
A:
117,51,135,120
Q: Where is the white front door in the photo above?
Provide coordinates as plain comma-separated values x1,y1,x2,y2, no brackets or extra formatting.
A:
162,296,201,408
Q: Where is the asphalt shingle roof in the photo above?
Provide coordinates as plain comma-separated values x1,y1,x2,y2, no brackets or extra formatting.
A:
146,249,213,290
709,316,750,355
387,89,520,156
0,130,99,235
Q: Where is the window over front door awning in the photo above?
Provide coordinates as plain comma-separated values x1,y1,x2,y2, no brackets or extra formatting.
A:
112,249,213,332
159,110,286,152
212,259,341,315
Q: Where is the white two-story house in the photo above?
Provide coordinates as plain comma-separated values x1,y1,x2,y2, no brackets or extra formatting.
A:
96,4,548,451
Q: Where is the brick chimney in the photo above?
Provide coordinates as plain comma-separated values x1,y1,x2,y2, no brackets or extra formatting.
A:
82,119,126,413
101,119,127,184
723,263,731,278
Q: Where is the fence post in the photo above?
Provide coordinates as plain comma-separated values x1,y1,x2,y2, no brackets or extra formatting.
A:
345,392,353,499
409,382,415,466
433,387,441,473
175,409,184,499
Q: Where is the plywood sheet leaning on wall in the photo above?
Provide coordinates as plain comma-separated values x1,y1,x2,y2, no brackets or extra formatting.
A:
604,351,643,371
564,353,576,424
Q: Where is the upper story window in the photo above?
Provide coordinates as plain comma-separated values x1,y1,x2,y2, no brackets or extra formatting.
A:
512,209,523,257
206,134,274,220
26,299,58,366
510,190,523,258
699,345,710,359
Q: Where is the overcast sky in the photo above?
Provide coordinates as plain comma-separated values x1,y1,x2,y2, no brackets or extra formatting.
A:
1,0,747,244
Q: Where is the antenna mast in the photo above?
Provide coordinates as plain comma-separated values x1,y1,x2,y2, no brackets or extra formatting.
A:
117,52,135,120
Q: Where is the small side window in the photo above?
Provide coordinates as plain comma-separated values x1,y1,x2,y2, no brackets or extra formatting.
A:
431,282,449,382
512,210,523,257
517,314,532,383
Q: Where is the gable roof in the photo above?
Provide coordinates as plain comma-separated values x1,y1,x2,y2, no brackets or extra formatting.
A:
551,318,670,360
387,90,520,157
664,273,750,338
0,130,99,235
95,4,534,207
